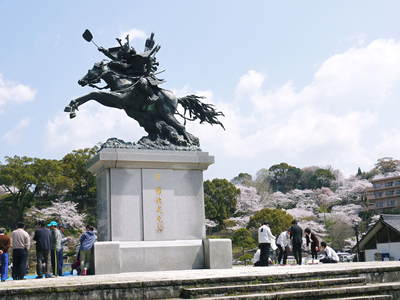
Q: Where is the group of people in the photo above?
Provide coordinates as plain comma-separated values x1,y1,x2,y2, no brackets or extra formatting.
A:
0,221,97,281
255,220,339,266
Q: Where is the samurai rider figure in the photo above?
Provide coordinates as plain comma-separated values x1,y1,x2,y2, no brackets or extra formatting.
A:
97,33,164,105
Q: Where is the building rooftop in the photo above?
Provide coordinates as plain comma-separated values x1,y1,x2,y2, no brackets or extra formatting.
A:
370,174,400,183
379,214,400,232
354,214,400,251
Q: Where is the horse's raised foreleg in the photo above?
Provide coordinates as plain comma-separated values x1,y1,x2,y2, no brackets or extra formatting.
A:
64,92,124,118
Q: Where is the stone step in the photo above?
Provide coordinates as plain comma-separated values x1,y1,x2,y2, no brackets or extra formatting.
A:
181,277,366,298
190,282,400,300
168,263,400,291
323,295,393,300
177,271,364,290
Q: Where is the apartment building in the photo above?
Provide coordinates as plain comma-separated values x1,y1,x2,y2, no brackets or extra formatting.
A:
366,175,400,210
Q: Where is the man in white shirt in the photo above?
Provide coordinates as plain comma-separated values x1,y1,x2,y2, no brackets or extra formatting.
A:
257,222,275,266
11,222,30,280
276,230,290,265
319,241,339,263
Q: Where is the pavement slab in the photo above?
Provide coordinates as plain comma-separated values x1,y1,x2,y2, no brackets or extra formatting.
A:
1,261,400,291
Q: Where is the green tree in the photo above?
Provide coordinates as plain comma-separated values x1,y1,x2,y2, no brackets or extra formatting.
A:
0,156,76,223
62,148,97,213
357,167,362,177
268,163,302,193
204,178,240,226
232,228,256,255
298,167,336,189
360,169,378,180
311,168,336,189
0,148,98,227
254,168,272,200
0,156,37,222
374,157,400,174
31,158,73,205
239,253,253,265
231,173,253,187
298,166,318,189
247,208,293,236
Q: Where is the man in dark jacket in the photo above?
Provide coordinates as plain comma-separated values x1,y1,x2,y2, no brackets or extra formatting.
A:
305,227,320,260
0,228,11,282
289,220,303,265
79,225,97,275
33,221,51,278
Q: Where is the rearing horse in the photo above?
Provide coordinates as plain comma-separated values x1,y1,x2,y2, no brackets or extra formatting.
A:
64,61,224,147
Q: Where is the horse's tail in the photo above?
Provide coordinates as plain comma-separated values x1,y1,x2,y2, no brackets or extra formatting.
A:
177,95,225,129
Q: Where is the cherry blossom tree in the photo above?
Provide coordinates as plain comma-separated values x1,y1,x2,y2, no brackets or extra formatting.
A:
235,185,263,213
25,200,86,230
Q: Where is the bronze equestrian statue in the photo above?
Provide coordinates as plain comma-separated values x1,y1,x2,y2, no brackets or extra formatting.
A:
64,30,224,150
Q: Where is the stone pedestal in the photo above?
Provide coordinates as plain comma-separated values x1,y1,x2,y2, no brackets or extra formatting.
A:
88,148,232,274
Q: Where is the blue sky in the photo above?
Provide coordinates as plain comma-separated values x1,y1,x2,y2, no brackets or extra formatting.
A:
1,1,400,179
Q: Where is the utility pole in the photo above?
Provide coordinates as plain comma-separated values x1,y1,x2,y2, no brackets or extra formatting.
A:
353,222,361,262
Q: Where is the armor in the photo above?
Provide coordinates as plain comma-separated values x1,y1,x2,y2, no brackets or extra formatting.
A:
98,33,164,103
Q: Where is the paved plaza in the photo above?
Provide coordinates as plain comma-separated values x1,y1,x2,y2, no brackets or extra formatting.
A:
1,261,399,291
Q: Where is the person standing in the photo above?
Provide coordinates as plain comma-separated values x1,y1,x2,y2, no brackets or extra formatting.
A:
33,221,51,278
289,220,303,265
304,228,320,261
79,225,97,275
257,222,275,266
58,224,70,276
49,221,63,276
276,229,290,265
0,228,11,282
319,242,339,263
11,222,30,280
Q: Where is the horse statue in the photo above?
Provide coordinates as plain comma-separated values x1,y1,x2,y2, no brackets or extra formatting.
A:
64,31,224,150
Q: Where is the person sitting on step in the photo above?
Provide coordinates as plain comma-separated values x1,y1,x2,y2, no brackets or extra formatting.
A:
319,241,339,263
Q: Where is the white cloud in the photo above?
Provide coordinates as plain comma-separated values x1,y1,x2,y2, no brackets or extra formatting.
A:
0,74,36,111
3,118,31,145
311,39,400,106
235,70,265,96
374,130,400,160
46,102,145,153
119,28,147,41
187,39,400,176
45,38,400,178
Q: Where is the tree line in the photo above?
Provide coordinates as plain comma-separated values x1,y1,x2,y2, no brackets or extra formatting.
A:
0,148,97,230
196,158,400,230
1,146,398,239
204,163,338,228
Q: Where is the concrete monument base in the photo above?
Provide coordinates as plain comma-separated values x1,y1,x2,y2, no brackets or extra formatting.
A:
94,239,232,274
88,148,232,274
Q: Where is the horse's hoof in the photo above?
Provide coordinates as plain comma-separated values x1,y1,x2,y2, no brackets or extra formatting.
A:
64,106,71,112
70,112,76,119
